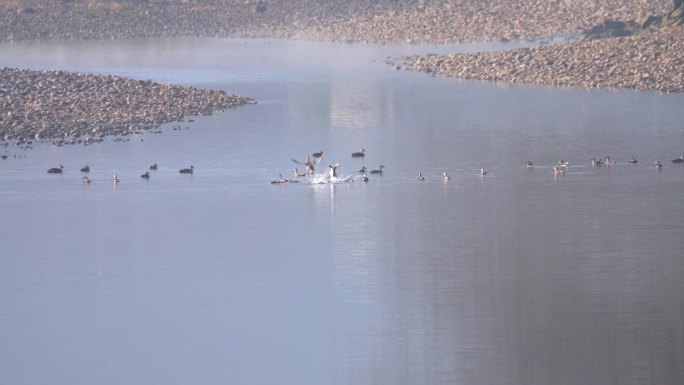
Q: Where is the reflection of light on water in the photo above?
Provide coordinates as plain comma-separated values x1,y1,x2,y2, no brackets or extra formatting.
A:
330,80,384,130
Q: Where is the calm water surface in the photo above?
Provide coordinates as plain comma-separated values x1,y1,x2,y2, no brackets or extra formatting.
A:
1,38,683,385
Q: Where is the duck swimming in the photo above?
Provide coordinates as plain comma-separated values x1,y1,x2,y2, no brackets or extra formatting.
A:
418,172,425,181
312,150,324,158
150,163,158,170
362,173,369,182
271,174,287,184
655,161,663,168
351,148,366,158
628,156,638,164
443,171,451,181
141,171,151,179
47,165,64,174
270,173,299,184
672,155,684,164
357,166,367,173
179,165,194,174
80,165,90,173
112,174,120,183
480,168,487,176
526,161,533,168
370,165,385,174
82,176,91,184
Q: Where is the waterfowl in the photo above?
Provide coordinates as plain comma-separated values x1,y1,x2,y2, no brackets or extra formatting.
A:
328,163,341,178
628,156,638,164
553,166,566,176
370,165,385,174
112,174,120,183
443,171,451,181
604,156,615,165
80,165,90,173
362,173,369,182
272,174,287,184
526,161,533,168
351,148,366,158
312,150,324,158
480,168,487,176
150,163,158,170
357,166,367,173
558,160,569,167
179,165,194,174
292,155,322,174
82,176,91,184
672,155,684,164
271,173,298,184
140,171,151,179
47,165,64,174
293,168,307,177
591,157,602,167
655,161,663,168
418,172,425,181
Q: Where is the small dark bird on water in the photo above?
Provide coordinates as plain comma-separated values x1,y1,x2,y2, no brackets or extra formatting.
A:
47,165,64,174
80,165,90,173
179,165,194,174
351,148,366,158
370,165,385,174
150,163,158,170
141,171,151,179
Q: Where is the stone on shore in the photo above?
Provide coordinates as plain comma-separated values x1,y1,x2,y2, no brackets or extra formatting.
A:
0,67,255,144
399,25,684,93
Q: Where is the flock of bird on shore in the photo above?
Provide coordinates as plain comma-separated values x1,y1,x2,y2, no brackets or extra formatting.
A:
39,148,684,185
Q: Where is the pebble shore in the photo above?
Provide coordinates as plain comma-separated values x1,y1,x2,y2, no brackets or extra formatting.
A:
0,67,254,145
0,1,673,44
399,25,684,93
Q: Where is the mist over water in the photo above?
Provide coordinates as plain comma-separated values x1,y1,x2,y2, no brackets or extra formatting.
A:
1,38,683,385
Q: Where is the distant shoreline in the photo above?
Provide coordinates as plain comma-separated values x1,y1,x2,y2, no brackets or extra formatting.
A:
0,1,673,44
0,0,682,148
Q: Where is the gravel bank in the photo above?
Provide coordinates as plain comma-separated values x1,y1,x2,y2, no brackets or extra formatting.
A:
0,0,672,44
399,26,684,93
0,67,254,145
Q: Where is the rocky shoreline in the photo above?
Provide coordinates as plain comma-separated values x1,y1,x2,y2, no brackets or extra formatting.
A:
0,67,254,146
0,1,673,44
0,1,682,149
398,25,684,93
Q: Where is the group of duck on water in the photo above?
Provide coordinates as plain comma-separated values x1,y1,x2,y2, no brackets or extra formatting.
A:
45,151,684,184
46,162,195,183
272,149,684,184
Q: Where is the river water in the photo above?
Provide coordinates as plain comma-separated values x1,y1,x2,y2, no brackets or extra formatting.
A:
1,38,683,385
